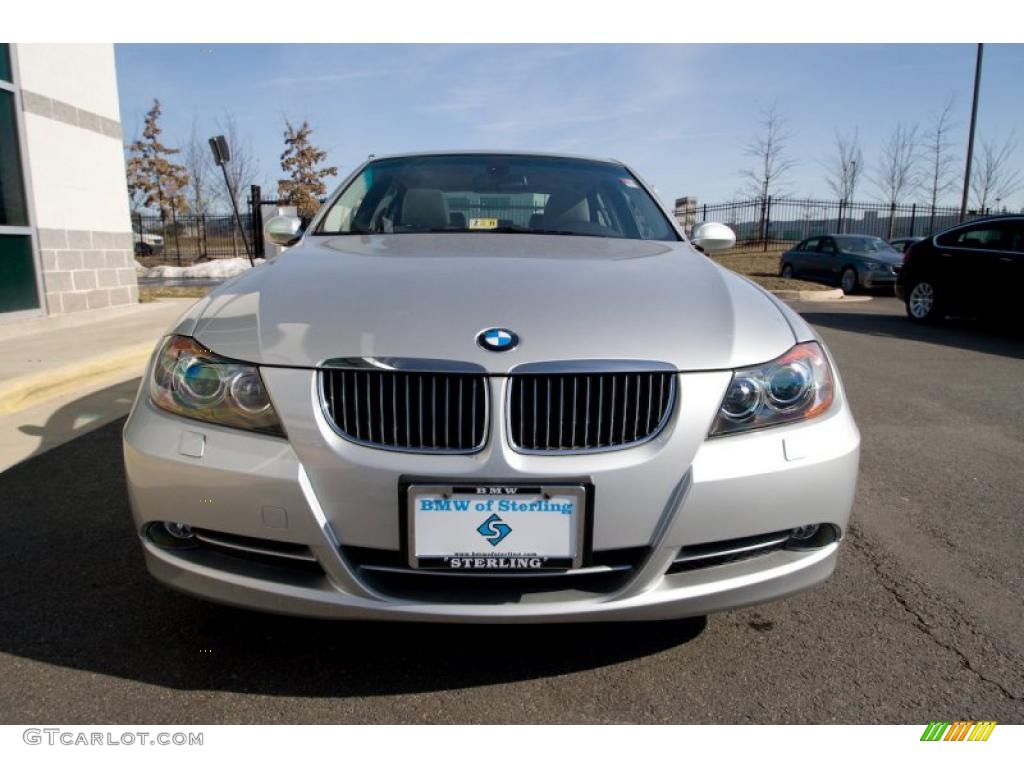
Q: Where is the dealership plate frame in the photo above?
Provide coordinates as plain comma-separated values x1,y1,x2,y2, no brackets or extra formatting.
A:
402,481,590,571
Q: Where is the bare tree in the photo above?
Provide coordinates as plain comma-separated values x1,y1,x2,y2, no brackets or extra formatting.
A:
970,133,1021,213
740,101,797,201
824,128,863,201
920,96,958,220
871,122,921,237
183,119,214,215
740,102,796,243
214,111,261,211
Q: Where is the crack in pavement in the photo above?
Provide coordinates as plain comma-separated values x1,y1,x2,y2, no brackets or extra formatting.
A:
847,522,1022,703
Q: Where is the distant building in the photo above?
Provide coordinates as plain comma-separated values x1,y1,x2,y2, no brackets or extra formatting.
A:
674,196,698,233
0,44,136,320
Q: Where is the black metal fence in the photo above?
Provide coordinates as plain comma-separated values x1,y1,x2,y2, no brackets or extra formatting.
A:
134,186,291,264
134,192,1006,264
682,196,998,253
131,211,255,264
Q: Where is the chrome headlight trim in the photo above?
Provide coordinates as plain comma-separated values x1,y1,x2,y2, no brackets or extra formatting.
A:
149,335,285,437
709,341,835,437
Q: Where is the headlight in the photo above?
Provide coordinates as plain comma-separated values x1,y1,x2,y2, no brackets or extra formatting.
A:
864,261,882,271
710,341,834,436
149,335,285,436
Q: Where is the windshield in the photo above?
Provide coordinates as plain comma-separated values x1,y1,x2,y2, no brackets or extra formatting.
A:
315,154,678,241
834,236,898,254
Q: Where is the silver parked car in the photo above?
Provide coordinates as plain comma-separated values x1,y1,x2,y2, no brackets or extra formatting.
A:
123,151,860,623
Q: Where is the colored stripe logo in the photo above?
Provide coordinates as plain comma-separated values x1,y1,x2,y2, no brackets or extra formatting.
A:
920,721,997,741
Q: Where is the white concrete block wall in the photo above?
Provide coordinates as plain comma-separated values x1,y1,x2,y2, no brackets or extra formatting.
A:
15,44,122,122
14,44,136,314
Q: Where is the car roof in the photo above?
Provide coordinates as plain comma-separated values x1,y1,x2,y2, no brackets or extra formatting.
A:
803,234,883,239
950,213,1024,225
362,149,625,166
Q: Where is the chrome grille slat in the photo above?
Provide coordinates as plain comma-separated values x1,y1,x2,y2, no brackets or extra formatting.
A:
366,372,375,444
645,374,653,436
618,374,626,444
418,376,424,448
630,374,638,442
392,373,399,445
583,376,591,446
545,379,552,449
321,368,487,453
378,373,385,444
571,376,578,449
608,376,617,446
561,378,569,450
508,368,675,454
339,369,348,434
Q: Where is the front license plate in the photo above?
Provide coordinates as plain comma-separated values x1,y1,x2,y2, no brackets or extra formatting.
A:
407,484,586,570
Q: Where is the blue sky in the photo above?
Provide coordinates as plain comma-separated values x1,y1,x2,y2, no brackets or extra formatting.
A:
114,44,1024,208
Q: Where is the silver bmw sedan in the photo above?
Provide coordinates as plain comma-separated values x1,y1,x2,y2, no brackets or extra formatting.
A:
123,151,860,623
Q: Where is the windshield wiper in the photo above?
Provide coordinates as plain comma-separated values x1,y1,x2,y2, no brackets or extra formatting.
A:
340,225,616,238
460,225,614,238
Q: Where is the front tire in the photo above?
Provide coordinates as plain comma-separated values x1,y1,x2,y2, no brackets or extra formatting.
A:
905,279,943,323
781,263,794,279
840,267,858,295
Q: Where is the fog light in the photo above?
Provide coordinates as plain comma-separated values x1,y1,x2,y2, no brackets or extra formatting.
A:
164,521,194,539
147,521,198,550
790,524,820,541
785,523,839,550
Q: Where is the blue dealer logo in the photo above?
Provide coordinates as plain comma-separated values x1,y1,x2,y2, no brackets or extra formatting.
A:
476,513,512,547
477,327,519,352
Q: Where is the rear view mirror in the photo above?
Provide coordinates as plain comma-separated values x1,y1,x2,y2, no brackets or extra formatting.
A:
690,222,736,252
265,215,303,247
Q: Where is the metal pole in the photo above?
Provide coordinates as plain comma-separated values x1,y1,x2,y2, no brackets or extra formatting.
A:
171,206,181,262
219,163,253,266
959,43,983,221
764,196,772,252
250,184,263,258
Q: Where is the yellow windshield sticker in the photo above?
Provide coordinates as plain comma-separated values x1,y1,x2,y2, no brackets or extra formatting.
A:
469,218,498,230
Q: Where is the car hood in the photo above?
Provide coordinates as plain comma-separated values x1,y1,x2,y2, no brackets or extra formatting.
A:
185,234,797,372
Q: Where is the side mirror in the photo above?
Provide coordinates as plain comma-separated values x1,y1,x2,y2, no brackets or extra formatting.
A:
690,222,736,252
265,215,303,247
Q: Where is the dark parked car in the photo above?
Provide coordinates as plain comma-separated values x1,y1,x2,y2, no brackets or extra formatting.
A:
779,234,903,294
896,215,1024,322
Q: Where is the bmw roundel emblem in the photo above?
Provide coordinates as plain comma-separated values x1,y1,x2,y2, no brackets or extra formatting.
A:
477,327,519,352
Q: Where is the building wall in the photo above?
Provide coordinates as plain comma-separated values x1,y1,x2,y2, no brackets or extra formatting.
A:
14,44,136,314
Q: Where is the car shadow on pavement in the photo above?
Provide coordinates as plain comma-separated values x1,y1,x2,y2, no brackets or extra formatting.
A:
11,378,140,466
800,309,1024,360
0,417,705,699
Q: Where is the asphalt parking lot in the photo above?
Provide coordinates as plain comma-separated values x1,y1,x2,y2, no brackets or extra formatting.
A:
0,296,1021,724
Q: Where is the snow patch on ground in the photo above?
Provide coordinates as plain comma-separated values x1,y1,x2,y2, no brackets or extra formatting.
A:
137,257,265,279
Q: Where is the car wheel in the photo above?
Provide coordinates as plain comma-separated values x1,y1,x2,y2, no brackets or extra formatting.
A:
781,263,794,279
840,267,858,295
906,279,942,323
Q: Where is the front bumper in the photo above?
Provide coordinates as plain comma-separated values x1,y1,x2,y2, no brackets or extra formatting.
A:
862,270,897,289
123,364,860,623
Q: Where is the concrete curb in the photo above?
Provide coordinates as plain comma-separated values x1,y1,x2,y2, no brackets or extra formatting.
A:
0,341,153,416
770,288,846,302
